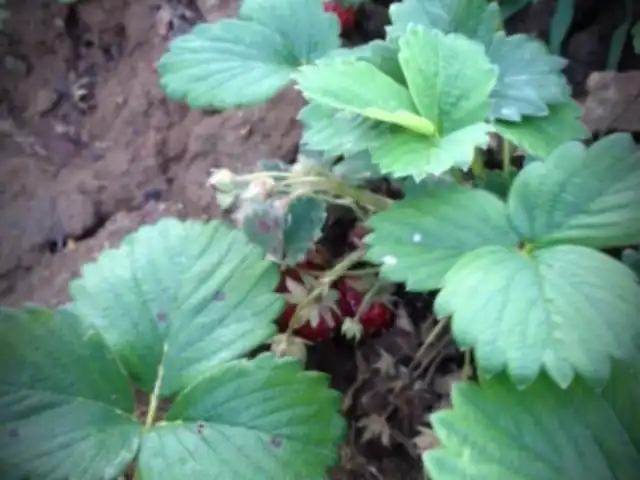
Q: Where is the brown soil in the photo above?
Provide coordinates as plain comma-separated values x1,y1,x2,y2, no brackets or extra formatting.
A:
1,1,638,479
0,0,303,307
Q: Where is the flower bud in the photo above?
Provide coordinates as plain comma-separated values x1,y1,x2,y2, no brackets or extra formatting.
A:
271,333,308,362
208,168,236,191
341,317,363,341
241,177,276,201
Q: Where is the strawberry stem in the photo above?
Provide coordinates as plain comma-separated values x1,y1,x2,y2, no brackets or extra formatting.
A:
239,170,392,214
352,278,385,326
501,138,513,174
344,266,380,276
287,247,367,332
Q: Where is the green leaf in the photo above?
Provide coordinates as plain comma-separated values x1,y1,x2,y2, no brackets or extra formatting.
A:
0,307,140,479
498,0,532,19
69,218,283,396
387,0,501,46
158,20,297,109
495,99,589,158
475,169,518,200
548,0,574,54
435,244,640,388
295,58,435,135
425,362,640,479
622,248,640,280
326,40,406,85
632,21,640,54
397,27,496,135
239,193,326,266
158,0,339,109
365,184,518,291
331,150,383,185
284,197,327,264
606,0,633,70
486,32,571,121
508,133,640,248
239,0,340,62
299,102,389,157
373,124,494,179
138,354,346,478
297,26,497,180
399,174,456,199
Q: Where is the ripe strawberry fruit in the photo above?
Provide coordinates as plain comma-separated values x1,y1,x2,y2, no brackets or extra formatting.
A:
323,1,357,33
360,302,393,334
349,224,372,248
335,276,394,335
276,263,342,342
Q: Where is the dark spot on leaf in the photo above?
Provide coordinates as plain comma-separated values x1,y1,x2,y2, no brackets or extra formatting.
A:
257,220,272,234
270,435,283,449
196,422,205,434
156,311,168,323
213,291,226,301
7,428,19,439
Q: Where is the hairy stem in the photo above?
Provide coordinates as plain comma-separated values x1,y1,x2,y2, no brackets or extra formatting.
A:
501,138,512,174
267,172,392,213
461,349,473,380
132,352,166,480
331,180,392,212
352,278,384,325
450,168,465,184
144,352,165,428
490,0,505,30
471,148,486,180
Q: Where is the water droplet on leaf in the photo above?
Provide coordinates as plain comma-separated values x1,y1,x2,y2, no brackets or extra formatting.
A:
382,255,397,265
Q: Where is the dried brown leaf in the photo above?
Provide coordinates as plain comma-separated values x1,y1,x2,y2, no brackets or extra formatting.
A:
357,414,392,447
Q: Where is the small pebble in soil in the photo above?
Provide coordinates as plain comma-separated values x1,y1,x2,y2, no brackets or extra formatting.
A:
142,187,163,203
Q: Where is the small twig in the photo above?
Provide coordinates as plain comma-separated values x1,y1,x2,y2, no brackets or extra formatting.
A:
409,316,450,373
411,333,453,382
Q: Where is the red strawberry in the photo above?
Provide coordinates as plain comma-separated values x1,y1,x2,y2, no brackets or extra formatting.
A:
360,302,393,334
277,264,342,342
335,276,395,335
349,224,372,248
336,277,363,317
323,1,357,32
295,317,336,342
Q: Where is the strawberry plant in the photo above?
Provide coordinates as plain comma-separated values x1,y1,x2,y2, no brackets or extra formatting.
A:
499,0,637,69
0,219,345,478
159,0,640,477
323,0,361,33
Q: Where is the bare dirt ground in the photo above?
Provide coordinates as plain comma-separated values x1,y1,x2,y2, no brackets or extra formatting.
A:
1,0,639,479
0,0,303,307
